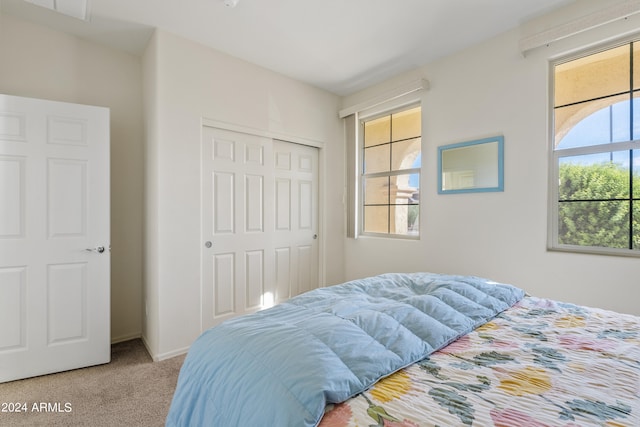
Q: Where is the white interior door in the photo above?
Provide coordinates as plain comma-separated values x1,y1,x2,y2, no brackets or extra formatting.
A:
0,94,110,383
201,127,319,331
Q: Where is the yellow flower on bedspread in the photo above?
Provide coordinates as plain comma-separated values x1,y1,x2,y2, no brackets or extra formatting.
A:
554,315,586,328
498,366,552,396
370,370,412,403
605,422,628,427
476,321,499,332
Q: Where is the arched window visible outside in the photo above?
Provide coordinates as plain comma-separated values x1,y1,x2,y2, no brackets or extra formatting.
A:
551,41,640,254
361,105,421,237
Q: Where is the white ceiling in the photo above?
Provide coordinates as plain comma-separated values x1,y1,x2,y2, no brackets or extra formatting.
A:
0,0,575,95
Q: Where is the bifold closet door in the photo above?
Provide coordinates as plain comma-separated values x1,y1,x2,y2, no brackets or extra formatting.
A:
201,126,319,331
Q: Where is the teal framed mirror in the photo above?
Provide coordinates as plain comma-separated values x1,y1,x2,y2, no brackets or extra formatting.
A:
438,136,504,194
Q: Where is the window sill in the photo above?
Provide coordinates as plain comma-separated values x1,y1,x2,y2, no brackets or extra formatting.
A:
358,232,420,241
548,245,640,258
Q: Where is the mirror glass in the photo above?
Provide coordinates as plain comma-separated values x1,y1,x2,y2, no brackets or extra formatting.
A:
438,136,504,194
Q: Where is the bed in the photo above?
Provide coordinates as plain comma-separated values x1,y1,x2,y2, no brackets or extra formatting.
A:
166,272,640,427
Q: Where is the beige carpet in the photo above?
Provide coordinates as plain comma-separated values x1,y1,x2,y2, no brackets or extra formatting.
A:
0,339,185,427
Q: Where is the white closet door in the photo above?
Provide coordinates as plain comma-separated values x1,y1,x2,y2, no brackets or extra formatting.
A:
272,139,319,300
0,94,110,383
201,127,319,331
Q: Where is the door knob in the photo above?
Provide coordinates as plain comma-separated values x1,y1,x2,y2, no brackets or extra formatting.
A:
204,241,213,248
86,246,105,253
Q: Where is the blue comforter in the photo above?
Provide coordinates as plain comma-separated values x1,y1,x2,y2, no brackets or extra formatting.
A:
166,272,525,426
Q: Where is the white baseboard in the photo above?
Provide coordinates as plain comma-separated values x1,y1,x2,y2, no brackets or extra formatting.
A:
141,335,190,362
111,332,142,344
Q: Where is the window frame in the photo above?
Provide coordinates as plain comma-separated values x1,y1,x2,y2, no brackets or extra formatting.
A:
358,103,422,239
548,38,640,257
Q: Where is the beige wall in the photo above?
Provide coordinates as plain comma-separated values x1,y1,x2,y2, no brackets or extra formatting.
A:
0,13,144,343
342,2,640,316
142,30,344,359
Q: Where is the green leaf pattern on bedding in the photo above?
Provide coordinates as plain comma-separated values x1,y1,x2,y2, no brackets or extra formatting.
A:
558,399,632,422
428,387,475,425
320,296,640,427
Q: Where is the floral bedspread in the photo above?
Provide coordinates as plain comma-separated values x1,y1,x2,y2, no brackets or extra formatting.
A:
320,296,640,427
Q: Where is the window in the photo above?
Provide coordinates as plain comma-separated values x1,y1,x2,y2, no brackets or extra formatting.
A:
360,105,421,237
551,41,640,254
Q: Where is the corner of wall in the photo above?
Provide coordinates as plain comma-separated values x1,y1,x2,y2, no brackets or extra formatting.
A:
140,29,161,358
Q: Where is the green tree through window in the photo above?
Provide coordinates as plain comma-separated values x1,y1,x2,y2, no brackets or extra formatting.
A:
558,161,639,248
552,41,640,253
